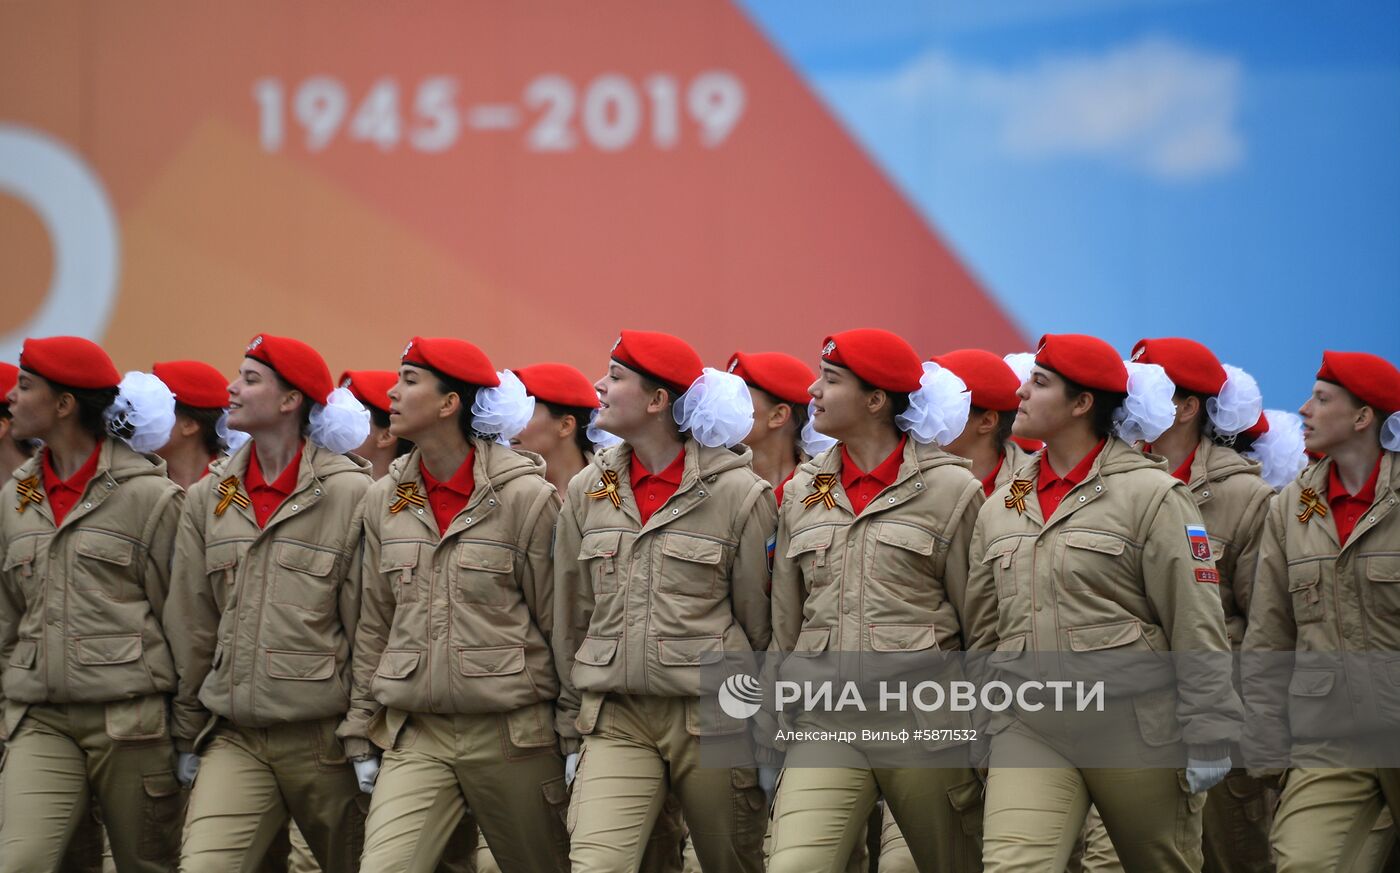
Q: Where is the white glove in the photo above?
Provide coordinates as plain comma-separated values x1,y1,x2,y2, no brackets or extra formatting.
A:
564,752,580,788
176,752,199,787
1186,757,1231,794
353,757,380,794
758,766,780,805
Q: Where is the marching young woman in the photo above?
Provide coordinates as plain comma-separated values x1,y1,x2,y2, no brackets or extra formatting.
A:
726,351,834,504
154,359,235,490
764,329,987,873
553,330,774,873
341,338,570,873
341,370,411,481
965,333,1242,873
165,333,373,873
0,363,37,482
1242,351,1400,873
0,337,184,873
512,362,608,498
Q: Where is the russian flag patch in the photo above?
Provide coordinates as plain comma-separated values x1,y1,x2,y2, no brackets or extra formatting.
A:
1185,524,1212,561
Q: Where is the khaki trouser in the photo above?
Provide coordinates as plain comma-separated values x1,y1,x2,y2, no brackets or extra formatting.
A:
181,717,365,873
766,741,982,873
877,800,919,873
1271,767,1400,873
360,708,569,873
0,760,109,873
982,722,1205,873
0,700,182,873
567,694,765,873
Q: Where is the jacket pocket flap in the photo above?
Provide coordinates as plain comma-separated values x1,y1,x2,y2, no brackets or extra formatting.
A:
76,532,134,565
661,534,723,565
1063,530,1126,556
8,639,37,668
276,543,336,577
376,649,422,680
869,624,938,652
458,645,525,677
1289,670,1335,697
794,627,831,655
378,541,421,572
1367,555,1400,583
457,542,515,573
204,541,241,573
785,526,833,558
76,633,143,666
574,636,619,667
875,524,936,555
266,650,336,681
1,536,36,572
988,634,1027,663
981,540,1018,566
578,530,622,560
1068,620,1143,652
657,635,724,666
1287,561,1321,589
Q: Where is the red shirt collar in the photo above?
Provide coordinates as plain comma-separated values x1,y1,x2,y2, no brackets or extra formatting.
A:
1169,448,1197,485
41,440,103,500
982,451,1006,497
630,448,686,487
1037,439,1106,494
840,436,907,493
421,447,477,498
1327,455,1380,507
246,441,303,497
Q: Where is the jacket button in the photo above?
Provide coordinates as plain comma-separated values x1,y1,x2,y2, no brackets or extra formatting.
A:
489,499,496,506
465,518,472,524
672,509,679,515
888,497,896,504
83,502,92,509
314,489,322,496
291,504,299,511
1078,496,1086,503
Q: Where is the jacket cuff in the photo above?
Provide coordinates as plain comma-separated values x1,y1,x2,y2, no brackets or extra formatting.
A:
174,736,196,754
1188,743,1232,763
342,737,375,760
560,736,581,756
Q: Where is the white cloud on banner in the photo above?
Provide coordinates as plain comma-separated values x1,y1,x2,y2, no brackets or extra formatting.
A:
829,37,1243,182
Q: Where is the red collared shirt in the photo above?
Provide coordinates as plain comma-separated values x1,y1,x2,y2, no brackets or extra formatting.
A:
631,449,685,526
1327,457,1380,546
421,448,476,535
246,442,303,528
1169,449,1197,485
774,470,796,507
981,452,1006,498
41,440,103,526
1037,439,1106,519
840,436,906,515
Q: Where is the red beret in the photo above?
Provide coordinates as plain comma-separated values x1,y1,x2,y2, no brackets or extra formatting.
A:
0,362,17,401
339,370,397,414
611,330,703,395
726,351,815,407
820,329,922,394
1316,350,1400,414
153,360,229,409
929,349,1021,412
19,336,120,390
1034,334,1128,394
401,337,499,387
1130,338,1226,396
514,363,600,409
245,334,334,404
1243,411,1269,439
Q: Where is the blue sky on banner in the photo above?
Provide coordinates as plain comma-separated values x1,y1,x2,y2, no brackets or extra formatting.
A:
740,0,1400,405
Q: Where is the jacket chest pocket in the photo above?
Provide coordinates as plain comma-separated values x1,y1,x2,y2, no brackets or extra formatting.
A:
2,535,41,603
378,542,423,604
270,543,339,613
578,531,623,596
786,526,834,590
452,541,516,607
73,531,139,601
205,542,241,611
871,523,937,585
657,533,725,598
1058,530,1128,593
1287,561,1325,625
982,539,1021,599
1363,554,1400,617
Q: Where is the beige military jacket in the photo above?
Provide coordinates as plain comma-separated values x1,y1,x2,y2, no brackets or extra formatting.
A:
1242,451,1400,753
338,440,560,757
165,441,370,751
552,439,776,752
966,437,1242,749
991,439,1034,493
0,440,183,739
1175,438,1273,648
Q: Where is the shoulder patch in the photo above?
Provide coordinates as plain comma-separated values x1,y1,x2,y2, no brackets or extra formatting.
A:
1194,567,1219,584
1185,524,1212,561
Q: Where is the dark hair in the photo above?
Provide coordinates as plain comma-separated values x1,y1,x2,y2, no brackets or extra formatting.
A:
540,400,595,455
432,372,481,442
1056,373,1125,440
637,373,683,436
973,406,1016,444
270,372,314,434
45,380,122,440
177,403,226,457
853,375,910,422
366,406,413,458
